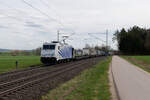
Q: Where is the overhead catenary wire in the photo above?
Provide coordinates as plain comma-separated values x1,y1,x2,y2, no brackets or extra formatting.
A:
0,1,56,31
21,0,64,28
39,0,65,27
0,1,28,21
0,1,25,14
1,0,76,42
39,0,76,34
22,0,76,39
0,13,20,21
39,0,58,16
88,33,106,43
2,0,76,42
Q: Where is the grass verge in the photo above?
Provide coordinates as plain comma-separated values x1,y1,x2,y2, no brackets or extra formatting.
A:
122,56,150,73
0,56,42,73
42,57,112,100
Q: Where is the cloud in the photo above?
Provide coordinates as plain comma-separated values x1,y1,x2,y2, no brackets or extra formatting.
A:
25,21,43,28
0,25,8,29
0,0,150,50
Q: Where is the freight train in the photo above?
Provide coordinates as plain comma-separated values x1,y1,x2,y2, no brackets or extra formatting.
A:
40,41,105,64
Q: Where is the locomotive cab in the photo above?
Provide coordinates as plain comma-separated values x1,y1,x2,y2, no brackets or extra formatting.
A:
40,41,74,64
40,42,58,64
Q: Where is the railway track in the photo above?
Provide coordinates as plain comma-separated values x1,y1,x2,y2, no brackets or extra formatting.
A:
0,61,86,93
0,57,106,100
0,61,75,84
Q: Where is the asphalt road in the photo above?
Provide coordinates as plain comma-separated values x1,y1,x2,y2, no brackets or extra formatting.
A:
112,56,150,100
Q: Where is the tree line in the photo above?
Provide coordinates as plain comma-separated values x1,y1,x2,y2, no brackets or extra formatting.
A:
113,26,150,55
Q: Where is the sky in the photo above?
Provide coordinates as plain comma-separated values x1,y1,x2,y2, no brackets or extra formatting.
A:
0,0,150,50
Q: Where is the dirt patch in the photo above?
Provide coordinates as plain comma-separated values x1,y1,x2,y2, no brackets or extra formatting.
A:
61,86,75,98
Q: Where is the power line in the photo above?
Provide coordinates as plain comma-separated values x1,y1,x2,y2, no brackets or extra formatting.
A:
0,12,21,21
0,1,24,13
39,0,56,13
22,0,76,36
39,0,76,34
0,0,76,43
0,1,51,27
39,0,63,24
88,30,109,50
88,33,106,43
0,1,28,21
21,0,64,27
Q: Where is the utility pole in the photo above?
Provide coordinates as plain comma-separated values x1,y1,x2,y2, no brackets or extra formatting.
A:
106,30,108,51
57,30,59,42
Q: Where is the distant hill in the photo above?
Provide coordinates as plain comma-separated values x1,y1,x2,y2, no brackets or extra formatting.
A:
0,49,12,52
0,49,33,52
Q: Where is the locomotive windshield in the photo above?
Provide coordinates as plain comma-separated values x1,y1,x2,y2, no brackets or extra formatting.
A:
43,45,55,50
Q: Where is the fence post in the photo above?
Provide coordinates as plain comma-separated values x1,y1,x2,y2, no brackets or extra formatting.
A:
16,61,18,69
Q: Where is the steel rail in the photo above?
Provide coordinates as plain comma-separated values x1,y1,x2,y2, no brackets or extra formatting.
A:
0,61,88,97
0,61,87,92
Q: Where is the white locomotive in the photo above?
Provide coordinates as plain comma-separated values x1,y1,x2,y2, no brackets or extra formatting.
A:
41,41,74,64
41,41,106,64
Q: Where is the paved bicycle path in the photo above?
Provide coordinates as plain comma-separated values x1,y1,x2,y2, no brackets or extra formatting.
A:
112,56,150,100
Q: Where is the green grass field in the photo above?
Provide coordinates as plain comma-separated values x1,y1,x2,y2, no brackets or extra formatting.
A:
122,56,150,72
0,56,42,73
129,56,150,64
42,57,111,100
